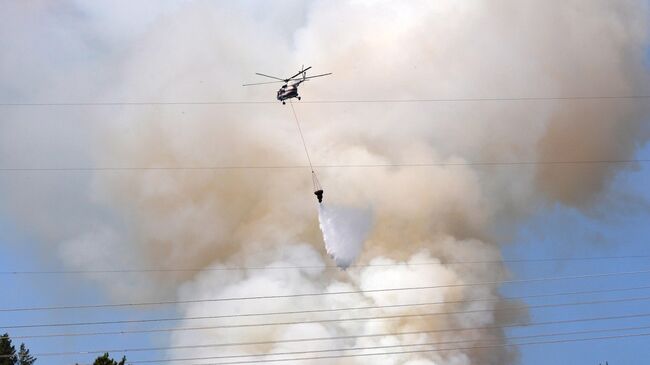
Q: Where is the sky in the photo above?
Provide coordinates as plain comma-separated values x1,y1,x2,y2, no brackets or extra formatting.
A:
1,1,650,365
502,144,650,365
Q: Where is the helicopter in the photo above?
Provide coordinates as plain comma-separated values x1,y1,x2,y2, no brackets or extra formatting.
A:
243,66,332,104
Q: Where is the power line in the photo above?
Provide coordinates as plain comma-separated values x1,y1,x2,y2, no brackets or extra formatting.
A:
1,158,649,172
99,324,650,364
176,332,650,365
6,295,650,339
4,268,650,312
79,332,649,365
8,324,650,362
5,284,650,329
14,311,650,356
3,254,650,275
1,95,650,107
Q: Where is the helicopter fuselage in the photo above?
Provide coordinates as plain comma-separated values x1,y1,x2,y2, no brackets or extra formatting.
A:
277,82,302,104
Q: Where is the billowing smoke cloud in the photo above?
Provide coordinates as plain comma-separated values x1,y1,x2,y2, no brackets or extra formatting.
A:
1,0,649,364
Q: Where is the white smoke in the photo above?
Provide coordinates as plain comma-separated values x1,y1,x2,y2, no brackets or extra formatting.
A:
318,203,373,268
172,241,511,365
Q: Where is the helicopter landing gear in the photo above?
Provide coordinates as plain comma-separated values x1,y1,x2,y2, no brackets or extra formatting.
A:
297,96,301,101
282,101,286,105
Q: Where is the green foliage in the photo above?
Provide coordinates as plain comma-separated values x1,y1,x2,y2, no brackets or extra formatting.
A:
92,353,126,365
0,333,17,365
4,332,125,365
17,344,36,365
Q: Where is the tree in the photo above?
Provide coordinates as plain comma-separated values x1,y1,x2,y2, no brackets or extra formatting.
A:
92,353,126,365
17,344,35,365
0,333,17,365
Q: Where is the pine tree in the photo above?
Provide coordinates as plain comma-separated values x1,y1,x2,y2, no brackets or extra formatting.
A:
92,353,126,365
0,333,17,365
17,344,35,365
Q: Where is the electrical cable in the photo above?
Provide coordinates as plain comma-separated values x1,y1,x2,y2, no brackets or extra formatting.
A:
9,311,650,356
5,294,650,339
60,331,649,364
4,268,650,312
3,254,650,275
2,94,650,107
4,284,650,329
103,323,650,364
178,332,650,365
1,158,649,172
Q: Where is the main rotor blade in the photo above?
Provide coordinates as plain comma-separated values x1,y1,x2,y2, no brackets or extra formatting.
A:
303,72,332,79
242,80,286,86
288,72,332,81
255,73,286,81
288,66,312,80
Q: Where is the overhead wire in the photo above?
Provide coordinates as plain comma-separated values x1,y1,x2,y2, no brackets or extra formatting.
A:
91,324,650,364
1,94,650,107
176,332,650,365
4,284,650,329
1,98,649,175
5,294,650,339
4,268,650,312
1,158,649,172
3,254,650,275
7,325,650,362
11,311,650,357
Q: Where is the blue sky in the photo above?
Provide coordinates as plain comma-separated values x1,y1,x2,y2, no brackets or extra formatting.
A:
501,143,650,365
0,218,174,364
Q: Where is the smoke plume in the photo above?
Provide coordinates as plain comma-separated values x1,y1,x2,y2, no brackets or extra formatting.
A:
1,1,649,364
